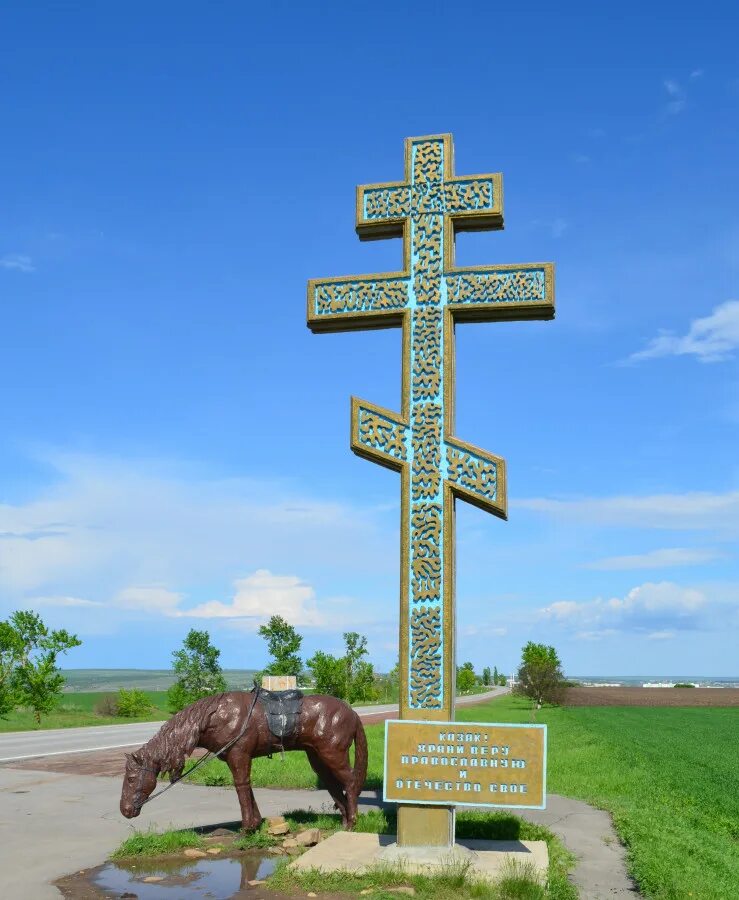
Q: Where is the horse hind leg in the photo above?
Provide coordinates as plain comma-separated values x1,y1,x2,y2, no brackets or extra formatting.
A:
306,749,349,826
307,747,358,830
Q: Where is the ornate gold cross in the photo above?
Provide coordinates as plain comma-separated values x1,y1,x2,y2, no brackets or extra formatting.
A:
308,134,554,845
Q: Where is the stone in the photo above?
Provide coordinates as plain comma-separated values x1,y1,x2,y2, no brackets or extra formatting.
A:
386,889,415,896
307,893,318,897
295,828,321,847
206,847,222,855
143,876,164,883
268,846,287,855
208,828,233,837
359,891,374,896
268,822,290,836
248,880,267,886
288,832,549,883
282,838,298,849
183,848,207,859
261,675,297,691
266,816,286,826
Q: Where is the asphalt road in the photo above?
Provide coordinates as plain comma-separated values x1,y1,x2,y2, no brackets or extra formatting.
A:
0,688,508,762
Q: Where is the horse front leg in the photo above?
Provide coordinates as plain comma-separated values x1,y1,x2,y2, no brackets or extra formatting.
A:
225,748,261,832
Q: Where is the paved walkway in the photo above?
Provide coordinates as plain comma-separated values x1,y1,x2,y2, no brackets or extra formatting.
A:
0,767,637,900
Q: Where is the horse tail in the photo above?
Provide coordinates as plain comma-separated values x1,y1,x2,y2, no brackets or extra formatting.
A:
352,713,368,795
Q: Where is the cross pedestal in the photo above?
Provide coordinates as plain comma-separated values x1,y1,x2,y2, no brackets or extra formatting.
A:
308,134,555,847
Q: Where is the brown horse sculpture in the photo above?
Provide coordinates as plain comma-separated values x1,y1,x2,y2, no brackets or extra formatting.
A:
119,690,367,831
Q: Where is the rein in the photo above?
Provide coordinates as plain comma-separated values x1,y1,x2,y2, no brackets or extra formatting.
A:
135,685,262,810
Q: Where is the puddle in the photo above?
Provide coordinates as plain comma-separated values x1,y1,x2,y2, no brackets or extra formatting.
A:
61,852,278,899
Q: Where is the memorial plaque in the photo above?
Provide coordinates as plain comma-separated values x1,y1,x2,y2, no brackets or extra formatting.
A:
384,720,546,809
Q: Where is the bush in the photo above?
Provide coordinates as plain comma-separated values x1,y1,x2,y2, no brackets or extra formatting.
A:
94,693,119,716
116,688,152,717
674,682,695,688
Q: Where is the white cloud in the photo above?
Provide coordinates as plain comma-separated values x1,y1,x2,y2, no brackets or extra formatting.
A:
541,581,710,637
182,570,325,627
647,630,676,640
517,489,739,533
663,79,686,115
0,253,34,273
0,452,392,596
626,300,739,364
31,595,103,608
115,586,183,615
584,547,722,571
690,69,704,79
459,624,507,638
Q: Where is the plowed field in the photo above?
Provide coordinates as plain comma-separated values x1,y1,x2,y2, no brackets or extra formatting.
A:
564,686,739,706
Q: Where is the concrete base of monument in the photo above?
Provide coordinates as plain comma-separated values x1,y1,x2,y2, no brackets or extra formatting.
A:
288,832,549,883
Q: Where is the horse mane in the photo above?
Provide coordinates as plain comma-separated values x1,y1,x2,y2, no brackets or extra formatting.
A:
139,694,225,780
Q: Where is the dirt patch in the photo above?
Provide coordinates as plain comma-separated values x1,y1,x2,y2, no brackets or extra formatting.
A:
565,687,739,706
4,746,211,777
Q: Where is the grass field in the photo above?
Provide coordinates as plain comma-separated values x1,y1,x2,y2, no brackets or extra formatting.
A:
0,691,170,732
60,668,258,692
186,694,738,900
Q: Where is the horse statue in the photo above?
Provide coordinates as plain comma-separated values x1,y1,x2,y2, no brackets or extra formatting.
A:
119,688,367,831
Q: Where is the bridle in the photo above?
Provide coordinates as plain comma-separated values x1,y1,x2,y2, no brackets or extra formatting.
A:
130,762,160,814
129,684,263,811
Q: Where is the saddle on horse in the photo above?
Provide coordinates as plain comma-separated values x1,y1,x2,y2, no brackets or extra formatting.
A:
256,686,304,743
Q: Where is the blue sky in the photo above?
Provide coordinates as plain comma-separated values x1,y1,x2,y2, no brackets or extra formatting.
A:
1,2,738,676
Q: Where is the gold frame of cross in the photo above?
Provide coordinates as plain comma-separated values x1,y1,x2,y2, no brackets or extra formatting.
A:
307,133,555,847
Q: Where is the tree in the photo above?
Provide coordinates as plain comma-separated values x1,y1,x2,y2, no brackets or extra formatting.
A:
306,631,378,703
0,620,23,718
168,628,227,713
343,632,377,703
515,641,565,709
482,666,491,686
258,615,303,677
7,611,81,725
493,665,499,685
457,661,477,693
307,650,346,697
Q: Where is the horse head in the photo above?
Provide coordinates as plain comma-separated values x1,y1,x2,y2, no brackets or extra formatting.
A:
120,751,160,818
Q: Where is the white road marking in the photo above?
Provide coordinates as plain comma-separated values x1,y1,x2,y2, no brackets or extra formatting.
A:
0,742,143,763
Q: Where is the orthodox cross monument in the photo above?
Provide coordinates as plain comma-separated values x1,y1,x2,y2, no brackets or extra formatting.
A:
308,134,555,847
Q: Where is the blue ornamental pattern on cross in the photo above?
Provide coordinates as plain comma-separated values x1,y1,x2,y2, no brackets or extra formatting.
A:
308,135,555,714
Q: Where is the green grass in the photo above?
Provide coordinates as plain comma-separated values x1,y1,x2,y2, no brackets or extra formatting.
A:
270,859,548,900
0,690,171,732
187,694,738,899
112,828,205,858
456,695,739,900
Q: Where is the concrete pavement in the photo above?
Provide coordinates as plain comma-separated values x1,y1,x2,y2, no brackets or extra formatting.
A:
0,765,636,900
0,688,508,762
